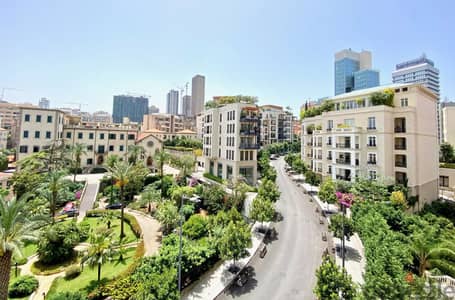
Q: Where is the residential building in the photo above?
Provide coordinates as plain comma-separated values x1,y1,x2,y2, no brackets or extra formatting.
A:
92,111,112,123
166,90,179,115
148,105,159,114
196,113,204,140
441,102,455,145
63,121,139,168
259,105,292,146
182,95,192,116
0,128,7,149
191,75,205,116
203,102,259,185
112,95,149,123
142,113,196,133
392,54,440,140
16,107,65,161
38,97,50,109
335,49,380,95
301,83,438,205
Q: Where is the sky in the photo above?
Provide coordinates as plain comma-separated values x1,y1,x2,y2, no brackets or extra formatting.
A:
1,0,454,114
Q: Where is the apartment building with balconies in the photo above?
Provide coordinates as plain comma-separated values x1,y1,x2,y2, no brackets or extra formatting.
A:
259,105,293,146
301,83,438,205
203,102,259,185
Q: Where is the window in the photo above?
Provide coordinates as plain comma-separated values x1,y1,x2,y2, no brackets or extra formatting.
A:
89,133,94,139
46,131,51,139
119,145,124,151
368,153,377,164
109,145,114,151
23,130,29,138
47,115,52,123
36,115,41,122
344,119,355,127
34,131,40,138
240,151,244,161
402,87,408,92
87,145,93,151
33,146,40,153
66,132,72,139
97,145,105,153
400,98,408,107
327,120,333,131
19,146,28,153
100,133,105,139
128,134,135,140
368,170,377,180
86,158,93,165
24,114,30,122
440,176,449,187
367,117,376,129
109,133,116,140
368,136,376,147
78,132,83,139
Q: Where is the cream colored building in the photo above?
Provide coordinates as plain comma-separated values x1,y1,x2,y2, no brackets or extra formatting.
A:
259,105,293,146
196,113,204,141
142,113,195,133
0,128,7,150
301,83,439,205
16,107,66,161
203,102,259,185
441,103,455,145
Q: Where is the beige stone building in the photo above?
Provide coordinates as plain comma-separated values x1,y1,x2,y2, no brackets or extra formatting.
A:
142,113,195,133
259,105,293,146
203,102,259,185
0,128,7,150
441,102,455,145
301,83,439,205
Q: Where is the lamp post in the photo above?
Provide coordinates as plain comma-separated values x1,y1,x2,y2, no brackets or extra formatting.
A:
178,194,186,297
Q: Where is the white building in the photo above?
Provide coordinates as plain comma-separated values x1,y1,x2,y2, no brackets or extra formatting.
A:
203,102,259,185
259,105,293,146
0,128,8,150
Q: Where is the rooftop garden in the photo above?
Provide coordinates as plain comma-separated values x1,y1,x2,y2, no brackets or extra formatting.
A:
205,95,258,109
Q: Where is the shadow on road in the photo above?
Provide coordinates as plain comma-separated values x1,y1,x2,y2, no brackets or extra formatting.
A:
273,211,284,222
222,266,258,298
335,245,362,262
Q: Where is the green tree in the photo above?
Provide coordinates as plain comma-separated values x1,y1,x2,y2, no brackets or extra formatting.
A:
258,179,280,202
292,157,307,174
0,195,39,299
328,214,354,241
305,169,321,186
182,214,208,239
82,228,116,283
154,150,171,199
218,220,252,268
318,179,337,204
313,255,356,300
70,143,87,182
172,155,195,180
141,185,161,213
108,161,133,239
39,170,69,223
202,184,227,214
128,145,145,164
155,201,180,235
350,177,389,202
133,267,179,300
440,142,455,163
249,196,275,229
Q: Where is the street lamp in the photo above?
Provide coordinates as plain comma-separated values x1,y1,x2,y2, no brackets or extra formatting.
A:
178,194,188,297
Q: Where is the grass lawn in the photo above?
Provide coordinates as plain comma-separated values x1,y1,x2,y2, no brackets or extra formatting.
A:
81,217,138,243
48,247,136,296
22,242,37,258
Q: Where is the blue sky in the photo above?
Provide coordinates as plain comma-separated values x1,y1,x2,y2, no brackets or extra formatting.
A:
1,0,454,114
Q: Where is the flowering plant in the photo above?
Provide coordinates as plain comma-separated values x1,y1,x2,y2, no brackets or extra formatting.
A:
336,192,354,208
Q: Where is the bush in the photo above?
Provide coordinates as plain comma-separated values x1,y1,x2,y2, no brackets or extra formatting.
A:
183,215,209,239
8,275,39,298
203,172,223,183
123,213,142,238
64,265,81,279
48,291,87,300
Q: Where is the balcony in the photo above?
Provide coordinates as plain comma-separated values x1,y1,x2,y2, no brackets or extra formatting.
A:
326,141,332,146
326,128,332,132
327,156,332,160
367,143,377,148
240,115,260,123
395,127,406,133
367,126,377,130
317,155,322,160
240,129,258,136
239,143,260,149
336,175,350,181
336,159,351,165
395,144,407,150
367,160,377,165
316,143,322,147
395,161,407,168
336,143,351,149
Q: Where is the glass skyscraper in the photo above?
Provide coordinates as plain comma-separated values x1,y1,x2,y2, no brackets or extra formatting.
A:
112,95,149,123
334,49,380,95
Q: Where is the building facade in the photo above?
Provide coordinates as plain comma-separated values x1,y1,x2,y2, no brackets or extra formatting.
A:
16,107,66,161
166,90,179,115
148,105,159,114
191,75,205,116
441,102,455,145
142,113,196,133
335,49,380,95
259,105,293,146
0,128,7,150
301,83,438,205
92,111,112,123
182,95,192,116
112,95,149,123
203,102,259,185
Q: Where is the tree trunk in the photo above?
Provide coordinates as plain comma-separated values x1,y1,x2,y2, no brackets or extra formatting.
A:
51,192,57,225
0,251,13,300
120,186,125,239
161,164,164,199
97,262,101,283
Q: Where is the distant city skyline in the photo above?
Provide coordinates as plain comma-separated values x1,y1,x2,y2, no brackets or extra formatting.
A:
1,1,454,115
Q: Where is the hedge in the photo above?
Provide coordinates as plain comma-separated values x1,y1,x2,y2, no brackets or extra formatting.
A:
164,146,194,152
203,173,223,183
8,275,39,298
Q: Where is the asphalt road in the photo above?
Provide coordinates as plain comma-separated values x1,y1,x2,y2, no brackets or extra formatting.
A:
217,157,327,300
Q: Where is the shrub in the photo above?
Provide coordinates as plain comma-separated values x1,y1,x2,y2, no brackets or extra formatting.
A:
48,291,87,300
203,172,223,183
183,215,208,239
122,213,142,238
65,265,81,279
8,275,39,298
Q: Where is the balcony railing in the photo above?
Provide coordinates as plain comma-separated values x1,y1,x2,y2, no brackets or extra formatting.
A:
336,143,351,149
367,160,377,165
395,144,406,150
316,143,322,147
395,126,406,133
336,159,351,165
240,129,258,136
367,127,376,130
240,115,260,122
317,155,322,160
239,143,260,149
336,175,350,181
326,142,332,146
367,143,377,148
327,156,332,160
395,161,407,168
326,128,332,132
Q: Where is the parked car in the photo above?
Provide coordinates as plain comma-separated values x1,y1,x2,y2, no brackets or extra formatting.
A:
59,208,79,217
106,202,124,209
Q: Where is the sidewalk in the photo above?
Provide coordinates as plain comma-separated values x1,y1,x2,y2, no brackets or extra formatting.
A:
182,222,268,300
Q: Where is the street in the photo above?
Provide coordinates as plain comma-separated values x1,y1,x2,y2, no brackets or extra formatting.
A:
217,157,327,300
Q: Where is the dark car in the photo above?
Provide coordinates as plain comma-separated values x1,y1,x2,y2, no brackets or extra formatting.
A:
59,208,79,217
105,203,124,209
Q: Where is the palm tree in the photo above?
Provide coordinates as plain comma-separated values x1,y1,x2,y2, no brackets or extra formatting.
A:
106,155,120,203
108,161,132,239
70,143,87,182
127,145,145,164
154,150,171,199
40,170,68,224
0,195,40,299
17,151,48,172
411,233,455,277
141,185,161,213
175,155,196,179
82,229,115,283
